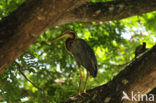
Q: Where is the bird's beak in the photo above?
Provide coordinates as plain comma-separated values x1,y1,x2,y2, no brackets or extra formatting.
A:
51,32,74,42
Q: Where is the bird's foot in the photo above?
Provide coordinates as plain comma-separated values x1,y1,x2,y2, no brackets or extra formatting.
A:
83,90,87,94
78,92,81,96
82,90,90,96
74,92,83,98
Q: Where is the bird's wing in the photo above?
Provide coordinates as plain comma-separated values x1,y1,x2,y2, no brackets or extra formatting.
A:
70,39,97,77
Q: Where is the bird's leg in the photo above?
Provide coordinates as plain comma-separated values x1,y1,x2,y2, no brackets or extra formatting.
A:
83,71,90,94
78,65,82,95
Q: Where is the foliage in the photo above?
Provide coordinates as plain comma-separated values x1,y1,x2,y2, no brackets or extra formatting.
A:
0,0,156,103
0,0,24,18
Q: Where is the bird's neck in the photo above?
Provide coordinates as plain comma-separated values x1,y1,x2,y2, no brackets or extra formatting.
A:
64,32,77,53
65,38,74,54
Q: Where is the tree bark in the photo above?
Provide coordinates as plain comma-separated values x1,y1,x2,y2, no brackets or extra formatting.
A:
56,0,156,25
64,45,156,103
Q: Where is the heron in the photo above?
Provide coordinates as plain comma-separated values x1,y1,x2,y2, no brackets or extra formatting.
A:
51,30,97,95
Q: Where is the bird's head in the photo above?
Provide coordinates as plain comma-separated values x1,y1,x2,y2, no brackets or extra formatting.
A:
51,30,77,42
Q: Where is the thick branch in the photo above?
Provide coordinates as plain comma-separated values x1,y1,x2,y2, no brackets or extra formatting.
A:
64,45,156,103
57,0,156,25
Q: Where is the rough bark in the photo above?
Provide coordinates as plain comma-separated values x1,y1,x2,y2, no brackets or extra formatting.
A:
64,45,156,103
139,87,156,103
57,0,156,25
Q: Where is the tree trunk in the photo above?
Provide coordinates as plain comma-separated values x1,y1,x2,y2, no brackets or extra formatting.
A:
64,45,156,103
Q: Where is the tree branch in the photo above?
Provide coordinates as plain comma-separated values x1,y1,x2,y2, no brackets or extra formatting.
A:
56,0,156,25
64,45,156,103
14,62,48,102
0,0,88,72
14,62,43,91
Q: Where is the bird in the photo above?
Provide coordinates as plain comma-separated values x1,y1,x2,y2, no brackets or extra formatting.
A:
51,30,97,95
135,42,147,58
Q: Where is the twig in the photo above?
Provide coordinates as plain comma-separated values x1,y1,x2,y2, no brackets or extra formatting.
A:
14,61,43,91
15,61,47,102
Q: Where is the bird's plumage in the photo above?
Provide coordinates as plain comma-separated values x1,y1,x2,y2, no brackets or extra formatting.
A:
66,39,97,77
51,30,98,94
